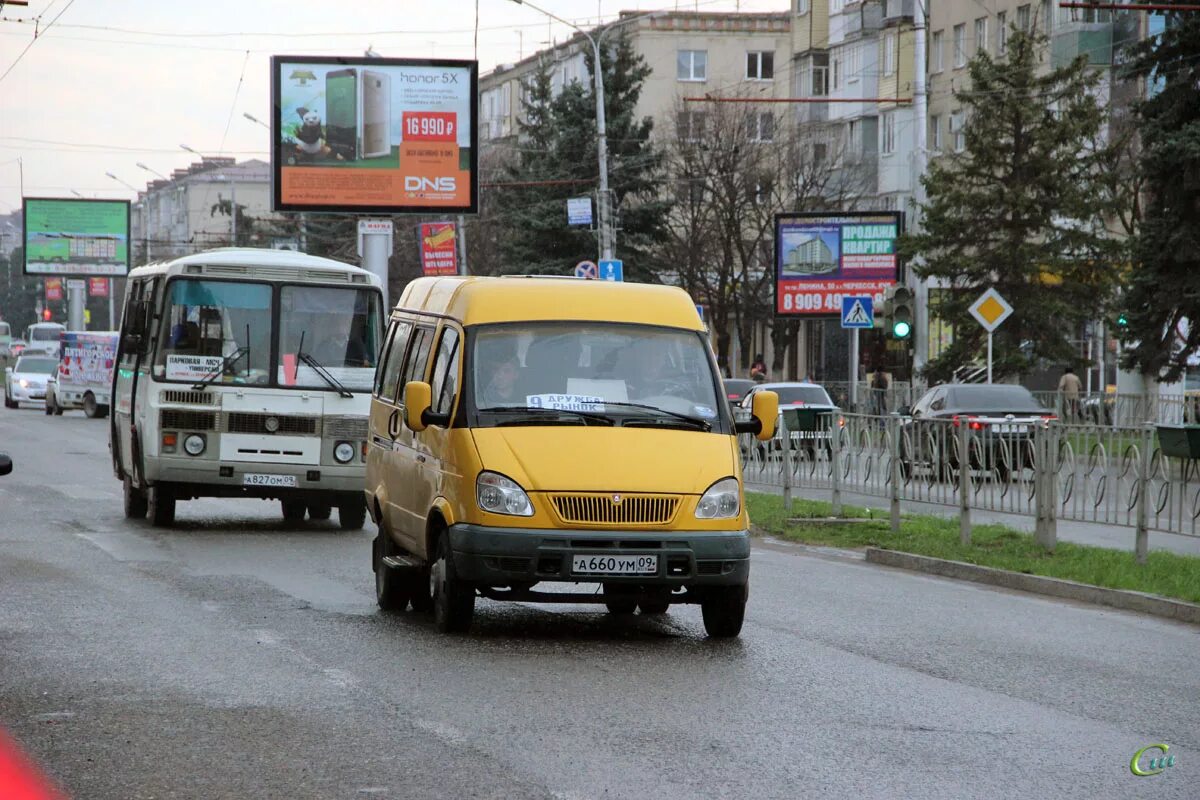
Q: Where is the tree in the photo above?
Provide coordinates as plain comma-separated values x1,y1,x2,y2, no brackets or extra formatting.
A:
497,33,669,277
897,28,1122,383
1116,9,1200,381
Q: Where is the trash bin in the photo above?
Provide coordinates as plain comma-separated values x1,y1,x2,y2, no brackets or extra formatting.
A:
781,408,835,454
1155,425,1200,459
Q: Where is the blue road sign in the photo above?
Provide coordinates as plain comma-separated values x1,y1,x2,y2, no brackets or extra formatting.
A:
599,258,623,282
841,296,874,329
567,197,593,226
575,260,598,279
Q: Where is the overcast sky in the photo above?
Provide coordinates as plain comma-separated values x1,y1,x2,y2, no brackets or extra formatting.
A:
0,0,784,213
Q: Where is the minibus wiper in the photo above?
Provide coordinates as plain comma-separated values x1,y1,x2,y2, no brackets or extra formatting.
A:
191,346,248,391
600,402,712,432
477,406,615,426
295,331,352,398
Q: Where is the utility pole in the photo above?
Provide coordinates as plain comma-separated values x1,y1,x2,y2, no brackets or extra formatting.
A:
911,0,930,377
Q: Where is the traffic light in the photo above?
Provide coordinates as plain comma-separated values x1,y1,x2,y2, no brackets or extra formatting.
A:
42,308,52,321
1116,312,1129,328
883,285,914,339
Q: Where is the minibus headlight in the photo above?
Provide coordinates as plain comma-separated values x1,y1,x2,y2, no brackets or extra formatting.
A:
696,477,740,519
183,434,206,456
333,441,355,464
476,471,534,517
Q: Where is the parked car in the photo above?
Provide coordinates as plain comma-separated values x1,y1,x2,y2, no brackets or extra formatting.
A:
897,383,1055,481
722,378,755,411
741,381,841,458
3,353,57,408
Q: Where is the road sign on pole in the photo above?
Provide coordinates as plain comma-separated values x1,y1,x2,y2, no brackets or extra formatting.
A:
968,288,1014,383
841,296,874,328
599,259,623,282
574,260,598,280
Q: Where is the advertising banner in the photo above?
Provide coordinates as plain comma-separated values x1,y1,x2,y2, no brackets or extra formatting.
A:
272,56,478,214
45,278,63,301
88,277,110,297
419,222,458,276
774,211,902,316
23,198,131,277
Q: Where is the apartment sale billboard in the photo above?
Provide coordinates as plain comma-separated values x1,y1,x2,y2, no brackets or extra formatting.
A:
272,56,478,214
774,211,902,316
23,198,131,277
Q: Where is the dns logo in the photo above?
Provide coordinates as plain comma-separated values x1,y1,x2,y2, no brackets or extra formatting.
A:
1131,743,1177,777
404,176,456,192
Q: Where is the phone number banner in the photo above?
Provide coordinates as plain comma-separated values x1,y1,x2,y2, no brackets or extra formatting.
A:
774,211,902,316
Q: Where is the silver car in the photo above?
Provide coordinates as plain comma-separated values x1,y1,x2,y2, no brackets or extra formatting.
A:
3,354,57,408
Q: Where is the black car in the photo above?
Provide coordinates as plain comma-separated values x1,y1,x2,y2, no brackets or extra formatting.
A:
898,384,1054,481
723,378,756,408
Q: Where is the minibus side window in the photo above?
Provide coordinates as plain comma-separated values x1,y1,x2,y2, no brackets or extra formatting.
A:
400,326,435,399
429,327,460,416
376,320,412,404
119,280,144,368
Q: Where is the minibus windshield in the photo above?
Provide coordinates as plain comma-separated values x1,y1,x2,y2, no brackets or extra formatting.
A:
471,322,724,431
278,286,382,392
155,279,273,386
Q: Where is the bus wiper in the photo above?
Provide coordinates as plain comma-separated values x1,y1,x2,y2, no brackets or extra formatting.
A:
476,406,615,426
600,401,711,431
296,331,352,398
191,345,247,391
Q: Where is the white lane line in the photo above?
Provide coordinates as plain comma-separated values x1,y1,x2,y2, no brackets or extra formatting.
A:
76,532,173,562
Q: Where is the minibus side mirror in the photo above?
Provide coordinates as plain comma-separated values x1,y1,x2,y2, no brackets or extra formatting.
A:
404,380,448,432
735,390,778,440
0,454,12,476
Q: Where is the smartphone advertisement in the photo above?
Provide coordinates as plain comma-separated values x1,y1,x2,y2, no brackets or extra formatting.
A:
272,56,478,214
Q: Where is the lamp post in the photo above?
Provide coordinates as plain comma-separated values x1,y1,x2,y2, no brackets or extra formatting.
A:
105,172,138,192
242,112,270,130
136,162,168,180
505,1,661,261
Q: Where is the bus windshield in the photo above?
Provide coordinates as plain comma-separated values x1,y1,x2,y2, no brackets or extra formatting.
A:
155,279,273,386
278,286,382,392
30,326,62,342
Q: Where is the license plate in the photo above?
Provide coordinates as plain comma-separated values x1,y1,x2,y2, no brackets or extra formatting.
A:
571,554,658,576
242,473,297,487
993,424,1029,434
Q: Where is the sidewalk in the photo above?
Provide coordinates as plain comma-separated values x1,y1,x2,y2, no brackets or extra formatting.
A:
748,481,1200,558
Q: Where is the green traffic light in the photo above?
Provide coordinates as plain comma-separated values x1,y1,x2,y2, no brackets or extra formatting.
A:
893,320,912,339
1117,314,1128,327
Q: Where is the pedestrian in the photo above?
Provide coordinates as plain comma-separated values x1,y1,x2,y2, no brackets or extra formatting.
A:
750,353,767,382
1058,366,1082,422
871,366,889,416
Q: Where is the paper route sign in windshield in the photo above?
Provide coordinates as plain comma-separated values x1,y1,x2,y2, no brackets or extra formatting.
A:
527,394,604,412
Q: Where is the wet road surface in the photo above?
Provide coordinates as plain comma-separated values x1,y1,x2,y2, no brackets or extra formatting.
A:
0,409,1196,799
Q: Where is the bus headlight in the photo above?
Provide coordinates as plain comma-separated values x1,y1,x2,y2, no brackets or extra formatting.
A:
696,477,740,519
333,441,356,464
476,471,534,517
183,434,206,456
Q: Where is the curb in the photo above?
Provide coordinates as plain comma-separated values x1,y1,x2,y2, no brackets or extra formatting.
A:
863,548,1200,625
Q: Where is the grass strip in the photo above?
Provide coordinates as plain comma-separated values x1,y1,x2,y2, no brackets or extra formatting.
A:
748,492,1200,605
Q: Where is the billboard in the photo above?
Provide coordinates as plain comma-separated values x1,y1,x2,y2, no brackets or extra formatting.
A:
774,211,902,316
23,198,131,277
272,56,478,214
420,222,458,276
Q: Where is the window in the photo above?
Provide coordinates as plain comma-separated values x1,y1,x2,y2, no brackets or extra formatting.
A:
881,112,896,154
1017,4,1031,31
883,33,896,76
813,141,827,165
931,30,944,72
676,111,708,142
930,114,942,151
975,17,987,54
279,286,383,391
677,50,707,81
747,112,775,142
830,0,844,13
156,279,272,386
746,51,774,81
847,119,861,157
400,326,436,402
832,51,843,90
429,326,461,416
997,12,1008,54
953,24,966,67
796,0,809,13
846,43,860,84
950,111,966,152
811,53,829,96
1040,0,1052,32
376,321,413,402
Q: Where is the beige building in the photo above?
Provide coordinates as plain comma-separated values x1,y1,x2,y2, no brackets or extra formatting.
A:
132,157,275,264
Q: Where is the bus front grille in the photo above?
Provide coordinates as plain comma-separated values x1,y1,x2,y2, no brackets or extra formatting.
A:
161,410,217,431
226,412,319,436
161,390,215,405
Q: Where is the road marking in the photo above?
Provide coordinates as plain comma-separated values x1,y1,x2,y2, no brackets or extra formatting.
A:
58,485,115,501
322,668,359,689
413,718,467,745
76,532,173,562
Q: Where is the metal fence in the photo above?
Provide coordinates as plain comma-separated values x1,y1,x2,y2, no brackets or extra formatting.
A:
740,411,1200,561
1030,390,1200,426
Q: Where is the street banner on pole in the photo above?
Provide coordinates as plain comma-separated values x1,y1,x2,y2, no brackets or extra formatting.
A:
45,278,62,301
88,277,109,297
419,222,458,275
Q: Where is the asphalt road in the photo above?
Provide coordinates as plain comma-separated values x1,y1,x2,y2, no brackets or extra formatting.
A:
0,407,1197,799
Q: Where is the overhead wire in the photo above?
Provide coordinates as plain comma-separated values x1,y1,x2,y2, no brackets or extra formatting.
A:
0,0,77,84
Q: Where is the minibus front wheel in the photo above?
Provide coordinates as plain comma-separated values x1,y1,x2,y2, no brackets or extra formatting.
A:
701,583,748,639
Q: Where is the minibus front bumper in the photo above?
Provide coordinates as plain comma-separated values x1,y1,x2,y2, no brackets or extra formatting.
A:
448,524,750,587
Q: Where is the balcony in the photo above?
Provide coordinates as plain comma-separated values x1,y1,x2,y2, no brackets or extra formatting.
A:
1052,21,1114,67
883,0,913,24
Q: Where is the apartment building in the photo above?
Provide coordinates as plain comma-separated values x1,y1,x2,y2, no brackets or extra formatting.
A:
132,157,274,264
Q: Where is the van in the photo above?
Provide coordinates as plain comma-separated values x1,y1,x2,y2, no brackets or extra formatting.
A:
365,277,778,637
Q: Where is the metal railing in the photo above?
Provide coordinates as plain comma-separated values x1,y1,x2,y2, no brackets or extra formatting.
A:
1031,390,1200,426
740,411,1200,561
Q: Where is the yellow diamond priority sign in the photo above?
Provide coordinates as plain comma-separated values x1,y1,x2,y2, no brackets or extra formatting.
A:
969,288,1013,332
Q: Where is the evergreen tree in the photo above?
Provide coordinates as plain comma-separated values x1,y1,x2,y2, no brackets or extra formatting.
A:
498,33,669,277
898,29,1120,382
1116,8,1200,381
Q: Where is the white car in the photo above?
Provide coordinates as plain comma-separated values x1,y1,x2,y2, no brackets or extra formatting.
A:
3,354,57,408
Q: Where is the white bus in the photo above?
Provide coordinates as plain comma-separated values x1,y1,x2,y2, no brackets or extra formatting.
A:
110,248,385,528
24,322,66,356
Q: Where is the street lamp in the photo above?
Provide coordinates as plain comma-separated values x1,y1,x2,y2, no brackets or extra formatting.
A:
180,144,201,155
105,172,138,192
505,1,662,261
70,190,84,198
242,112,270,130
136,162,168,180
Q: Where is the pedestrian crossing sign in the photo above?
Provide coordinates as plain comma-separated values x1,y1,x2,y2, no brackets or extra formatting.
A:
841,296,874,329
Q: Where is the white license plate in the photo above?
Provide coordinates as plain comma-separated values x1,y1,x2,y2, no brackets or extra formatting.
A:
993,424,1029,434
242,473,297,487
571,554,658,576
